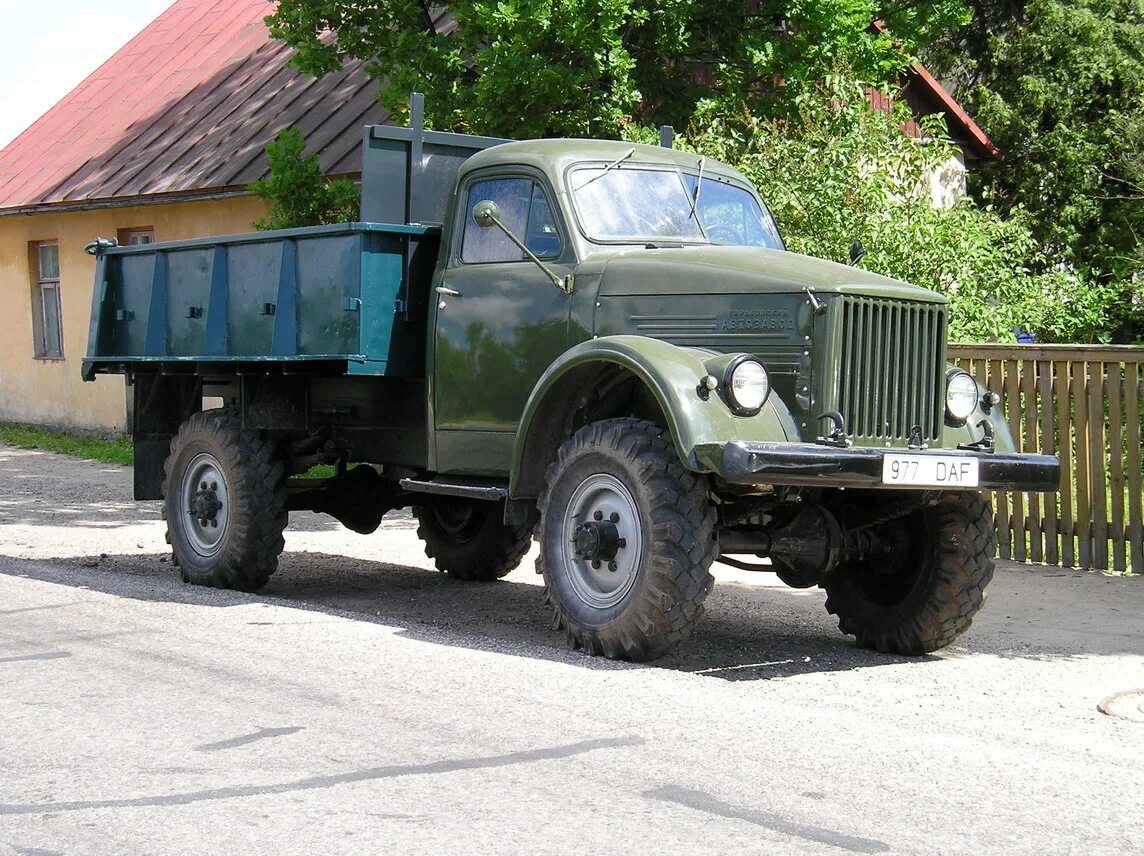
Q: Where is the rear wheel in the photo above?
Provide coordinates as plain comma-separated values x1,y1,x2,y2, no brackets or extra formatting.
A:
822,491,995,654
162,410,287,591
413,500,532,581
537,418,717,661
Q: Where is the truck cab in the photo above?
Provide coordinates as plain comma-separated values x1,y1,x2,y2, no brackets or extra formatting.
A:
84,101,1059,661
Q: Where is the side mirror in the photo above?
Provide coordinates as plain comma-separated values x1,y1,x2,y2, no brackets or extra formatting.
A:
472,200,501,228
848,239,866,266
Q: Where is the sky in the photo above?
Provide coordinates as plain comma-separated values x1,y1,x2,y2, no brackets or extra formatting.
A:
0,0,175,149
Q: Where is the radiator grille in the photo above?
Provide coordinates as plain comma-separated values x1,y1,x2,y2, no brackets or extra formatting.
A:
828,297,947,443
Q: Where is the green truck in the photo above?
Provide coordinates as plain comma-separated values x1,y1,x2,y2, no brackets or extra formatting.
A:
84,97,1059,661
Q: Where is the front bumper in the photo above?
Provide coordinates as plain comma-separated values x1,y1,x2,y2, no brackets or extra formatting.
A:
721,442,1060,492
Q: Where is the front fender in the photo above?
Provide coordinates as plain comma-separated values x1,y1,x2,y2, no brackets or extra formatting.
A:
510,335,799,495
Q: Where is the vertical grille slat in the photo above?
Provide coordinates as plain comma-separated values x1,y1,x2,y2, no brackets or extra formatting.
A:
827,296,946,444
879,303,893,438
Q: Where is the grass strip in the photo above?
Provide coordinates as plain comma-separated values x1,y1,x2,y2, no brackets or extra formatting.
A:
0,423,133,467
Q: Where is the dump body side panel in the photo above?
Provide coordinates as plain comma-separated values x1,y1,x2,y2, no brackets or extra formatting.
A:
84,223,436,379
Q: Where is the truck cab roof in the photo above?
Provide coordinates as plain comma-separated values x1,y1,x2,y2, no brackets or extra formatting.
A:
459,138,754,189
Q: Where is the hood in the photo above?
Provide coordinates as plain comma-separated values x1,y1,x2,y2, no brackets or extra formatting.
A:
582,245,946,304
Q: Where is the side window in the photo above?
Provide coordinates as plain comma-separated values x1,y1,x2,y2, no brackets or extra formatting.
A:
461,177,561,263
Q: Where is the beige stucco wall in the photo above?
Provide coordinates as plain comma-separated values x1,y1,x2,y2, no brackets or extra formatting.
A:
0,196,268,431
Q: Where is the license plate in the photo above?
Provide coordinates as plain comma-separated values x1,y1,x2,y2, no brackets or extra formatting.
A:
882,454,980,487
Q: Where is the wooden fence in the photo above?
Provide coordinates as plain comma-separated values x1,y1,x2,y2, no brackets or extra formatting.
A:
949,344,1144,574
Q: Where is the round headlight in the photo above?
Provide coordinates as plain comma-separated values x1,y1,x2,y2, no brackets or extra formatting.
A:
725,358,770,414
946,370,979,423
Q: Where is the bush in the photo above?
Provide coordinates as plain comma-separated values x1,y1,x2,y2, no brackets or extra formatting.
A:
249,127,359,230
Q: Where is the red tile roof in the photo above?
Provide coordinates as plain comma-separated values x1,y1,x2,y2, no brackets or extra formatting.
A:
0,0,386,213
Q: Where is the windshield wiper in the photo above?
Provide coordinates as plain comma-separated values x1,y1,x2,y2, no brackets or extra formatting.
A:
573,148,635,191
688,156,706,222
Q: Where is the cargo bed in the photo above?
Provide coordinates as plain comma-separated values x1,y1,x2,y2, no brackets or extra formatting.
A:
83,222,439,380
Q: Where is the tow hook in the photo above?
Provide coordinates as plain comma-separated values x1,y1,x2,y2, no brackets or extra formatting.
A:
815,411,851,448
958,419,996,453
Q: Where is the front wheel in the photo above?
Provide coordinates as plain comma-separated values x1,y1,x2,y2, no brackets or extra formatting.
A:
822,491,996,654
537,418,717,661
162,410,288,591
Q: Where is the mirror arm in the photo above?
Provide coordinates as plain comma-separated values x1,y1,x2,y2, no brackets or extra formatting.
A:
486,217,573,294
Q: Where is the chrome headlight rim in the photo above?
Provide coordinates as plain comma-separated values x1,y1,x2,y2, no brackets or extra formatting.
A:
945,369,979,424
722,355,770,416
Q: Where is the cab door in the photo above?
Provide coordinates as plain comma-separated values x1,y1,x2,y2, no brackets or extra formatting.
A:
431,173,573,476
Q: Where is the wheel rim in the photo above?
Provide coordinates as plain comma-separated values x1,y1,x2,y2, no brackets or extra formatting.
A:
179,452,230,558
559,473,645,610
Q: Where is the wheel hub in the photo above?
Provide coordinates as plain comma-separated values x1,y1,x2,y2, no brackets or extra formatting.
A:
571,512,627,565
189,484,222,525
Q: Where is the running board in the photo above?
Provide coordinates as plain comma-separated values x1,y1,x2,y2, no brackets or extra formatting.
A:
399,478,507,502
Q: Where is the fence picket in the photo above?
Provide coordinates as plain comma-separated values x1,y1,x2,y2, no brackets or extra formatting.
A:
1089,362,1108,570
1037,362,1058,564
1022,360,1042,562
1055,359,1076,567
1006,361,1026,561
1107,365,1126,573
1127,364,1143,574
1073,362,1093,568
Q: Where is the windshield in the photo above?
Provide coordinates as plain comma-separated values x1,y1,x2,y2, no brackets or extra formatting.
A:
570,164,784,249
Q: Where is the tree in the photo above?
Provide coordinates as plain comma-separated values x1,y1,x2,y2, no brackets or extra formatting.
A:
929,0,1144,340
266,1,968,138
688,76,1115,341
249,127,360,230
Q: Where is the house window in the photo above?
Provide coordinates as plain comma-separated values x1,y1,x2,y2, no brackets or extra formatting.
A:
118,227,155,246
31,242,63,359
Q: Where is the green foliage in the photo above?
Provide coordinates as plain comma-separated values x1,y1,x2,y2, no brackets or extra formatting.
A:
687,77,1114,341
929,0,1144,340
0,424,133,466
249,127,360,230
266,1,968,138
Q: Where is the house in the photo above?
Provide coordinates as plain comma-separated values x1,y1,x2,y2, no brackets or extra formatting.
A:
0,0,384,431
866,19,1000,208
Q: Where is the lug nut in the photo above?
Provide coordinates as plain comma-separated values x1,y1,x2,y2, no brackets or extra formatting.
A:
210,482,217,491
210,520,218,528
608,561,617,572
200,481,207,490
593,510,603,521
609,512,619,523
591,560,601,570
617,538,627,549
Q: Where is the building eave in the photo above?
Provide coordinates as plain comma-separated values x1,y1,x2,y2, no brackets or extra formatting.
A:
0,174,361,219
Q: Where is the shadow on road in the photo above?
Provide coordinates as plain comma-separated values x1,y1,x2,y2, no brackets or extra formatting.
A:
16,544,1139,680
0,545,925,681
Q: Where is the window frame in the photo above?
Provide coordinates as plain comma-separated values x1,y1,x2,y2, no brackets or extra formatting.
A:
117,227,155,246
454,170,566,267
31,241,64,360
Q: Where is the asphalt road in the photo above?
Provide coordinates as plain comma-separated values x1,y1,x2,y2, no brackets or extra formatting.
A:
1,446,1142,855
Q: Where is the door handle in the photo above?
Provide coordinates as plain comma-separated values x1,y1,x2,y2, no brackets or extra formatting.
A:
436,286,462,297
